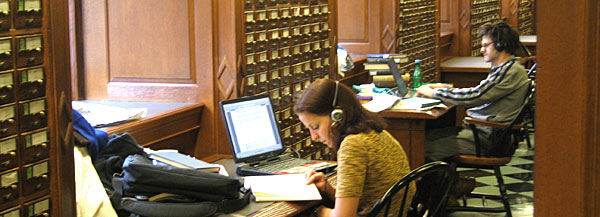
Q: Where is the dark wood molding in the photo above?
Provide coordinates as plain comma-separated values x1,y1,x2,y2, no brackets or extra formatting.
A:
534,0,600,216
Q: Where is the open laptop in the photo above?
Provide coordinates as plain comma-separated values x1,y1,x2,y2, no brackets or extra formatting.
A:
219,94,337,176
387,59,442,108
387,58,416,98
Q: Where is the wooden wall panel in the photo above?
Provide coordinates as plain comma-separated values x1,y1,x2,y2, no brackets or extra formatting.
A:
440,0,461,57
80,0,109,99
107,0,192,82
534,0,600,216
79,0,211,103
337,0,379,55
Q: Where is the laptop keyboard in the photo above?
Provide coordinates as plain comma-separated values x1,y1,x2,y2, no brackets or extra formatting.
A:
252,157,314,173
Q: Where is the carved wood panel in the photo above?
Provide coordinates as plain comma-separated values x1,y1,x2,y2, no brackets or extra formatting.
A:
79,0,213,103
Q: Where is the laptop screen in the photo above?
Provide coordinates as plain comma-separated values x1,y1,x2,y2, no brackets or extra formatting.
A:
219,94,284,163
388,58,409,97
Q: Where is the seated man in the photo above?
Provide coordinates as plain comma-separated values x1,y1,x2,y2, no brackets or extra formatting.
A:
417,20,529,162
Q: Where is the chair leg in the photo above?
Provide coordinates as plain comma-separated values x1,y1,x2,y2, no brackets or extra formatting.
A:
494,166,512,217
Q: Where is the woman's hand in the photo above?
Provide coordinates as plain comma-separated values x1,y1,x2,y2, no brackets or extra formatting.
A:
305,170,327,193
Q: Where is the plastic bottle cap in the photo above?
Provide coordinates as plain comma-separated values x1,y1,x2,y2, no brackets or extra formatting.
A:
415,59,421,63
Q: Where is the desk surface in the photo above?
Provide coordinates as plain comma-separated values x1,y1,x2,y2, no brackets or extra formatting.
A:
379,104,454,119
214,158,323,217
440,57,490,72
520,35,537,46
76,100,204,154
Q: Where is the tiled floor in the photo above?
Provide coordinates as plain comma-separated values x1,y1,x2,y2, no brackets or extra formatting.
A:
447,133,535,217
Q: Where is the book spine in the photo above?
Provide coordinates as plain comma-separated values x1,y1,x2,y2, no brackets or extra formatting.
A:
368,70,392,76
366,57,394,63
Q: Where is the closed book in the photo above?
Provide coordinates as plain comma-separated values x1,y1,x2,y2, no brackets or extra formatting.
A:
364,63,403,70
366,53,407,58
149,151,220,173
372,75,396,88
366,56,409,64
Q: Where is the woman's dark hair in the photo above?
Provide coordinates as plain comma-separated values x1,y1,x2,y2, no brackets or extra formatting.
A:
294,78,386,152
477,20,520,55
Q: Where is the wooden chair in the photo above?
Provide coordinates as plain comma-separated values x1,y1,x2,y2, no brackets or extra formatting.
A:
366,161,454,217
445,80,535,217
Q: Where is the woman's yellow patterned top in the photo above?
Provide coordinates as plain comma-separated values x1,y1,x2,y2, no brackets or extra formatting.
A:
335,130,415,217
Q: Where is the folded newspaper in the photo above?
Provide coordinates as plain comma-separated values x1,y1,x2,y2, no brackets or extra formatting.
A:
72,101,147,127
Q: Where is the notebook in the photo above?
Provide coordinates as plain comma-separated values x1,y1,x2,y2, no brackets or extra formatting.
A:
219,94,337,176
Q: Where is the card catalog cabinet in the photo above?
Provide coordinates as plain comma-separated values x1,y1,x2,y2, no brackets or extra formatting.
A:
232,0,337,160
0,0,75,216
396,0,439,85
469,0,500,56
517,0,535,35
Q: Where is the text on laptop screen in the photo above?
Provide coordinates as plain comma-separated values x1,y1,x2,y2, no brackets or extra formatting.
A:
221,96,283,160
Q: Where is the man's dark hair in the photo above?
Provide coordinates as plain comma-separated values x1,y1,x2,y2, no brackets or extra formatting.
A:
477,20,520,55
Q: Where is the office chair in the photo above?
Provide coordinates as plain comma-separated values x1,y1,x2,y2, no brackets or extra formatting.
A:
366,161,454,217
445,80,535,217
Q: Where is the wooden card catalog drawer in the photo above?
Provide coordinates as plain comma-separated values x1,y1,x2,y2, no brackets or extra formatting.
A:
0,170,18,203
280,66,291,86
0,71,14,105
0,37,12,71
0,105,16,138
278,108,291,129
21,161,48,196
20,130,47,164
256,71,269,93
280,86,292,108
0,136,16,172
23,197,49,217
0,206,19,217
242,75,257,96
269,89,280,110
19,98,46,132
281,127,292,146
0,0,9,32
16,35,43,68
14,0,42,29
17,67,44,101
268,69,280,90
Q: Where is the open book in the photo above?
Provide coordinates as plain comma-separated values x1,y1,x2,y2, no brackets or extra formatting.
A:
243,174,322,202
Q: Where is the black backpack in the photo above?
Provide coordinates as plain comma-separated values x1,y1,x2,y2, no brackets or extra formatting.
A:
111,154,251,217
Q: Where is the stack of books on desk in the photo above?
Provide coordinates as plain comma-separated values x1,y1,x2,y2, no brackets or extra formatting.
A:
364,53,408,87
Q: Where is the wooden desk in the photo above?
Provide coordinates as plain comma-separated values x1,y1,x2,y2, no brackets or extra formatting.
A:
440,57,490,88
379,105,455,169
214,158,329,217
78,101,205,155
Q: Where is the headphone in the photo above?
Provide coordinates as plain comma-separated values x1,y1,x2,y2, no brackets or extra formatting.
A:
330,81,344,124
493,22,509,51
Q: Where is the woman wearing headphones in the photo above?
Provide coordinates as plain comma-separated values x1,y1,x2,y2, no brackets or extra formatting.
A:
295,78,414,217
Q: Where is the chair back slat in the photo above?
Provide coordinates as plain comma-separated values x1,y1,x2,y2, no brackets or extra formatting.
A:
366,161,454,217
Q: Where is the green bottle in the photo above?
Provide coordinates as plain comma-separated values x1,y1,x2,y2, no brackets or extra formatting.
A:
413,59,422,88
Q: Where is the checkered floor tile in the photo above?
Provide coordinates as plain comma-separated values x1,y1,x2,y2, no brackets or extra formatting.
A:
448,133,534,217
